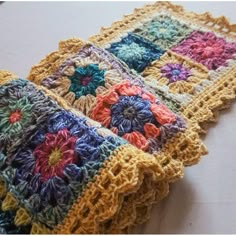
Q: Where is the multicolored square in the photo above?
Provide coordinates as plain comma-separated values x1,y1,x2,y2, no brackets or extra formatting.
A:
90,80,185,153
106,33,164,73
0,79,59,154
172,31,236,70
142,51,209,95
133,15,193,50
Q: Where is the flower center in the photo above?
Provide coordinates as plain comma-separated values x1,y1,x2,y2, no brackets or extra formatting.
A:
9,110,22,124
159,27,167,33
171,69,180,76
202,46,216,58
80,76,92,86
205,46,213,53
123,107,136,120
48,148,62,166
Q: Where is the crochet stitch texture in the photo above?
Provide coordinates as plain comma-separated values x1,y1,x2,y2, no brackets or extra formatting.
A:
29,39,206,168
2,1,236,234
0,71,170,234
28,37,208,232
32,43,186,153
89,1,236,137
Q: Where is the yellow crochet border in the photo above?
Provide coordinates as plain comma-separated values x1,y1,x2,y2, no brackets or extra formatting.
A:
88,1,236,135
28,38,207,168
0,70,172,234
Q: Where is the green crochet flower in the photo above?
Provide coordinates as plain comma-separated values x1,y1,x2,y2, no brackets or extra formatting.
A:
147,20,178,40
134,15,193,50
0,96,33,139
68,64,105,99
116,42,146,62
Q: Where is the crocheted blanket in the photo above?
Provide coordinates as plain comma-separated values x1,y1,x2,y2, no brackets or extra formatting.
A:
89,1,236,135
0,71,168,234
1,1,236,234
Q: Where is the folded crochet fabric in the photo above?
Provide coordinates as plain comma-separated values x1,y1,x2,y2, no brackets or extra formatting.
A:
0,71,169,234
28,38,206,169
89,1,236,135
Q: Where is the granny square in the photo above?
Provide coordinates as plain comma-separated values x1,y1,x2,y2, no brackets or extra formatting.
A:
107,33,164,72
142,50,209,95
0,79,60,154
172,31,236,70
133,15,193,50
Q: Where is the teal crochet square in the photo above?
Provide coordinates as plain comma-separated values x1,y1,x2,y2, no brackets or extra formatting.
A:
133,15,193,50
106,33,164,73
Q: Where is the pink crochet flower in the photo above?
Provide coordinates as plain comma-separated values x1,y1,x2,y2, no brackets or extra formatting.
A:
172,31,236,70
33,128,77,181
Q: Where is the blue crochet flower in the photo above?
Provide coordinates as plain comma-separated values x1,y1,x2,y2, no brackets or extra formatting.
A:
107,33,164,72
68,64,105,99
110,96,154,136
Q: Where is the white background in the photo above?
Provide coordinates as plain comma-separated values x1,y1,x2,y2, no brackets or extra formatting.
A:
0,1,236,234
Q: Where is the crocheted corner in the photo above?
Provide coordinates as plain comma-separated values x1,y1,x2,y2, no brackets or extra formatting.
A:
88,1,236,135
0,71,171,234
28,38,206,167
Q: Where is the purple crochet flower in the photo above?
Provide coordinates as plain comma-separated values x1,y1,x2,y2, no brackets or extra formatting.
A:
160,63,191,83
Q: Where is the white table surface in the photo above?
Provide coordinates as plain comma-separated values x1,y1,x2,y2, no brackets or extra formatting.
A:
0,1,236,234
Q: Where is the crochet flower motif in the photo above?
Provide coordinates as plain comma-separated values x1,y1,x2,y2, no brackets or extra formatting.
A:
68,64,105,98
161,63,191,83
90,80,179,152
33,129,77,182
0,97,32,139
11,110,122,227
172,31,236,70
107,33,164,73
142,51,209,94
115,42,146,65
0,79,60,152
42,57,124,115
133,15,193,50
